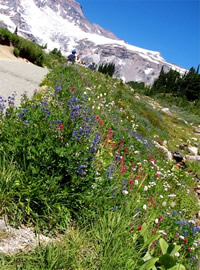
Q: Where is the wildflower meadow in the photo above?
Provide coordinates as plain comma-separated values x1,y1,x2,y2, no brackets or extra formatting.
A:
0,63,199,269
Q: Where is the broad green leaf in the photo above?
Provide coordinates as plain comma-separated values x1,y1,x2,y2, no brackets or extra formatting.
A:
159,238,169,255
159,254,176,269
139,258,159,270
167,243,175,255
168,264,186,270
143,251,152,261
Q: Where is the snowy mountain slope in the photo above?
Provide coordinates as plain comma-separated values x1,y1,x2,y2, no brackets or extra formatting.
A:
0,0,187,84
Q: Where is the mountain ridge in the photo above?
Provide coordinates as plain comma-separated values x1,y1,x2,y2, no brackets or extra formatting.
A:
0,0,187,84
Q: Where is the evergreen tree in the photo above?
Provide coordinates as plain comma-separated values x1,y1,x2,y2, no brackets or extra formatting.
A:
14,26,18,35
98,62,115,77
182,67,200,101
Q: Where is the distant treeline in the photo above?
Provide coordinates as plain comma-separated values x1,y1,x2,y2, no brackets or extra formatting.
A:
150,66,200,101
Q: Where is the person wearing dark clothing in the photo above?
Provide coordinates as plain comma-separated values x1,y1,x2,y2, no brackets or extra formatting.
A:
67,49,76,64
88,62,96,71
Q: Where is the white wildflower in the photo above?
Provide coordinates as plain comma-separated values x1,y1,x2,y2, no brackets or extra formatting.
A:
122,190,129,195
170,202,176,208
143,204,147,211
91,184,97,189
168,194,176,198
162,201,167,207
174,252,180,257
188,220,196,225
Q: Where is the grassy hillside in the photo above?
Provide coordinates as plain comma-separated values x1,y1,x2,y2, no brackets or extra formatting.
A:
0,63,199,269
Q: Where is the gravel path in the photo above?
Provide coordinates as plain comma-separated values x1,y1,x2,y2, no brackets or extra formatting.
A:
0,59,49,107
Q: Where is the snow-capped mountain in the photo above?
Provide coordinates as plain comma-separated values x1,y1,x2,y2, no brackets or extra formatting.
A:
0,0,187,84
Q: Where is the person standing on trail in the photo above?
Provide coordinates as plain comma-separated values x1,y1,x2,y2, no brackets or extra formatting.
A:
66,49,77,64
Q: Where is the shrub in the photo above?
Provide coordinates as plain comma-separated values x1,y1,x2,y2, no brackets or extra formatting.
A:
13,47,20,57
0,28,45,66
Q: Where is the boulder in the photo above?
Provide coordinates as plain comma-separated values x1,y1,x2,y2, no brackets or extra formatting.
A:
154,141,173,161
188,146,199,156
177,118,188,125
161,108,173,116
185,155,200,163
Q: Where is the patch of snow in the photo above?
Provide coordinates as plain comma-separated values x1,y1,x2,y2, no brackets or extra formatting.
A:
0,14,15,30
145,68,154,74
0,4,8,9
1,0,187,76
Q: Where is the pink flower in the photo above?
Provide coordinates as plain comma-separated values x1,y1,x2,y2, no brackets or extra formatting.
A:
71,87,75,91
58,124,64,130
129,179,133,185
155,172,160,178
99,120,104,125
138,225,142,231
121,167,126,173
184,238,188,245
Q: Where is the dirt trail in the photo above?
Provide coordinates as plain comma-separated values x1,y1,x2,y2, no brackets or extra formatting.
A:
0,45,49,107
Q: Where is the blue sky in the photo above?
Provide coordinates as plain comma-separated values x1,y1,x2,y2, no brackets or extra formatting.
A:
78,0,199,70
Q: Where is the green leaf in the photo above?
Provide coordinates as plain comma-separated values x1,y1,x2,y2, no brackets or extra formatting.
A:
139,258,159,270
167,243,175,255
143,251,152,262
168,264,186,270
159,238,169,255
140,223,148,241
144,234,161,249
169,245,181,257
159,254,176,269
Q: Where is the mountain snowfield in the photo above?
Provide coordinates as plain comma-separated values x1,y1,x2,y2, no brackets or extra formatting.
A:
0,0,187,84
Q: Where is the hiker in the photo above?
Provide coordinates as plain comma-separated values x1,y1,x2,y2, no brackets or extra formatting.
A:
88,62,96,71
66,49,77,64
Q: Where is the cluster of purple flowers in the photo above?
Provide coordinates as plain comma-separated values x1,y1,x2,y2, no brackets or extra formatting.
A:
50,120,62,124
77,164,87,175
54,84,62,94
17,109,29,118
8,92,16,106
68,96,81,121
0,96,6,113
106,165,116,180
90,132,101,154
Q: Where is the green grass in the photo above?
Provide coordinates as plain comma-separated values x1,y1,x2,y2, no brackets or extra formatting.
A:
0,28,66,68
0,63,199,269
